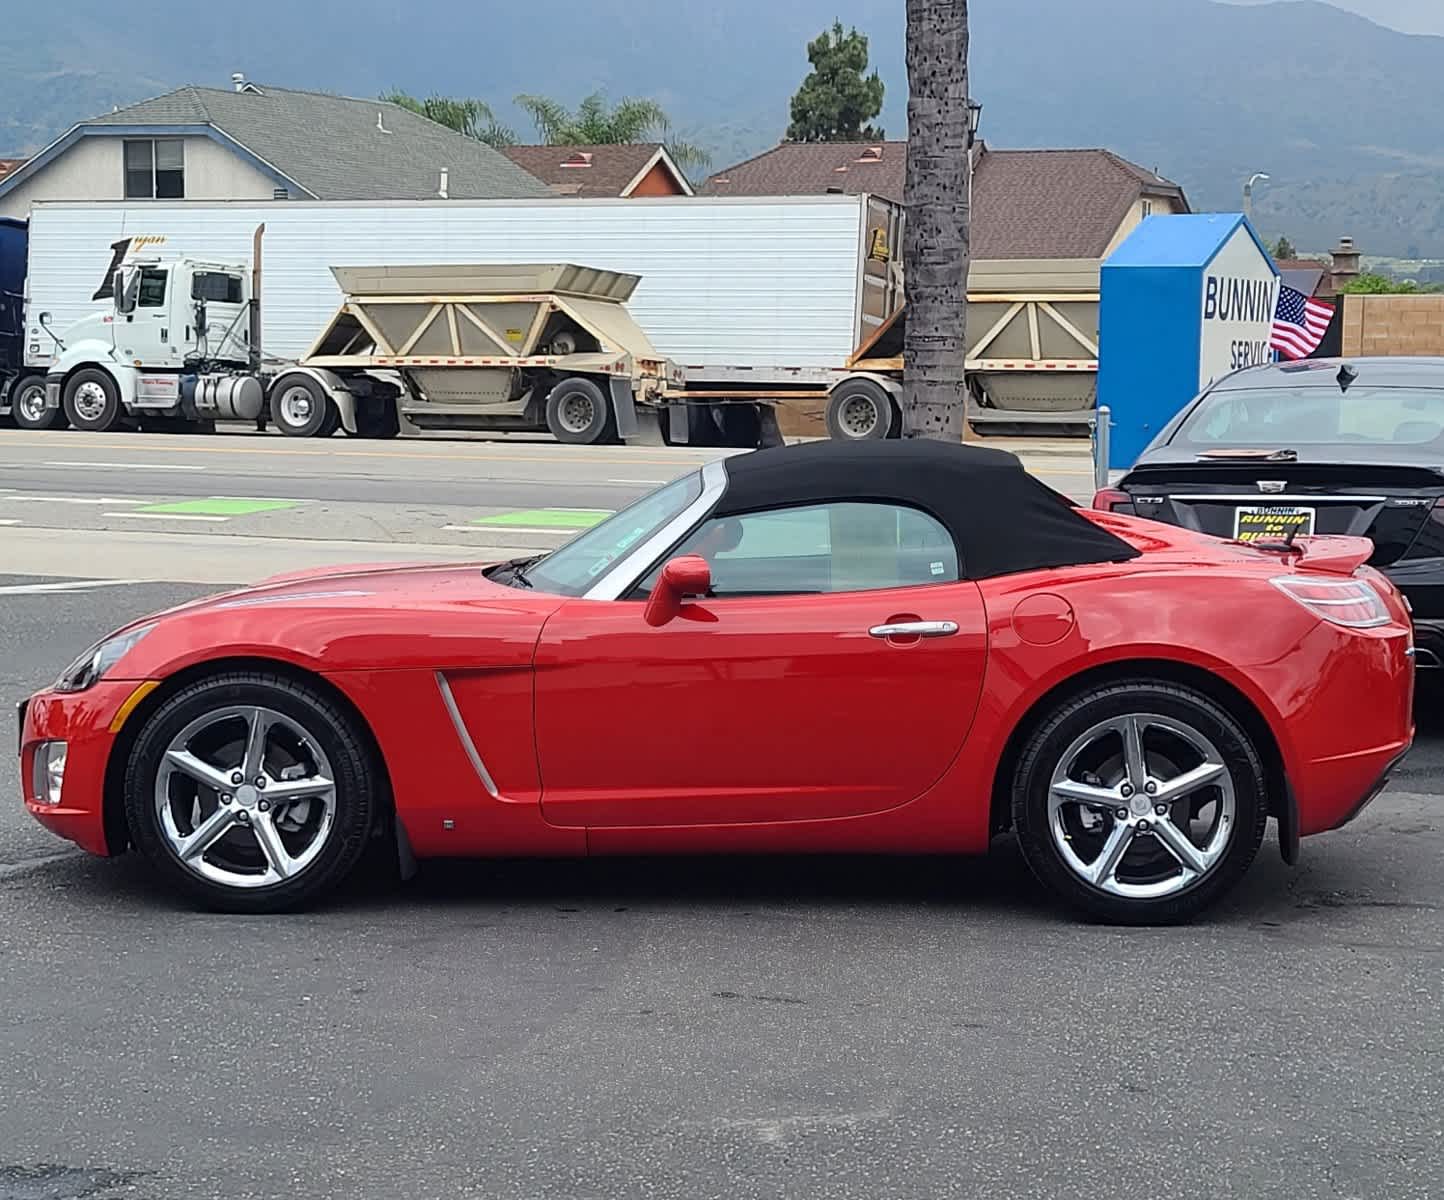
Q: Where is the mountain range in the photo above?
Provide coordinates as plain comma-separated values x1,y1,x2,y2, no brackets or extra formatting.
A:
5,0,1444,256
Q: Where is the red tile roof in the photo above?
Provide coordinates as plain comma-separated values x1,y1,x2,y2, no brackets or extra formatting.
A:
500,144,690,197
704,142,1188,260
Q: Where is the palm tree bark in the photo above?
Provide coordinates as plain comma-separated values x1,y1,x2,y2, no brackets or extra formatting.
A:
901,0,970,441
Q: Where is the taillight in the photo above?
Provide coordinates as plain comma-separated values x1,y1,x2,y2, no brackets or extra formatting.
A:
1270,576,1391,629
1092,488,1135,514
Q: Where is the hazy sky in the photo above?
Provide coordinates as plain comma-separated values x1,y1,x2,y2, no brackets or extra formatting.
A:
1229,0,1444,34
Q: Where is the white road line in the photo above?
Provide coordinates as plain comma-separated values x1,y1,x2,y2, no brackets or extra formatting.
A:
3,496,144,505
0,579,143,595
608,478,669,485
0,519,20,526
442,525,570,535
107,512,229,523
42,460,207,472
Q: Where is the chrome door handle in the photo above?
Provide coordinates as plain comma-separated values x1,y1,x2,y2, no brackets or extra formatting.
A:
868,620,959,639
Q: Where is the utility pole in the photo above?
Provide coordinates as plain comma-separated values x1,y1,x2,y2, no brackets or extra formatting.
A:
1244,172,1270,222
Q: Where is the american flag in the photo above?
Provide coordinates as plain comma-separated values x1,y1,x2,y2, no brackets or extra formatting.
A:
1271,284,1335,361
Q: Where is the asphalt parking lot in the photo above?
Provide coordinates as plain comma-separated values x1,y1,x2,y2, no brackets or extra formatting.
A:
1,433,1441,1200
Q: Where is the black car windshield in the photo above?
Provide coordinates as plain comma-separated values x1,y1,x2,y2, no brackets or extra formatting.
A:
519,471,704,596
1172,386,1444,449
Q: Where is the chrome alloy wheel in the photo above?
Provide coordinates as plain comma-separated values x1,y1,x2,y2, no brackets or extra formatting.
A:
1047,713,1235,899
15,381,47,424
838,393,880,438
72,380,109,423
278,386,314,426
557,391,596,434
155,706,337,890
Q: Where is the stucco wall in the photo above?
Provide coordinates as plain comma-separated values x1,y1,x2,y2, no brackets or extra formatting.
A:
1343,294,1444,356
1103,195,1188,258
0,133,281,219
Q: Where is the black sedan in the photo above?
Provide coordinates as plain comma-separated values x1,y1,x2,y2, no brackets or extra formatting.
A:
1095,357,1444,665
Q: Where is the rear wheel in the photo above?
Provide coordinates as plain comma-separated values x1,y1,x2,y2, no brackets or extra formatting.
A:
545,377,616,445
826,379,895,440
63,368,123,432
1011,681,1268,924
269,376,334,438
11,375,61,430
124,672,380,913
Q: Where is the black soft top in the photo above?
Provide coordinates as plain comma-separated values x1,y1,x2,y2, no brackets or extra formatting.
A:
716,439,1139,579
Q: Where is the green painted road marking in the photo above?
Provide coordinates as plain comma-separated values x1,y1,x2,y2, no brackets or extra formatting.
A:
473,508,612,529
135,497,300,517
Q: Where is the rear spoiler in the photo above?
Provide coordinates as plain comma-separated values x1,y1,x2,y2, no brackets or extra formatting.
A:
1242,534,1373,576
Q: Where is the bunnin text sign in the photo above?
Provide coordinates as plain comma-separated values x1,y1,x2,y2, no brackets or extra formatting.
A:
1198,226,1279,389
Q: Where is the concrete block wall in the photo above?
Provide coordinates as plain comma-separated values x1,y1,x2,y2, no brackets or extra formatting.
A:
1343,294,1444,357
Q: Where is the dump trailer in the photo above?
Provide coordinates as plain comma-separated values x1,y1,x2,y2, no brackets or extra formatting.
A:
819,258,1101,439
23,196,900,443
298,263,685,443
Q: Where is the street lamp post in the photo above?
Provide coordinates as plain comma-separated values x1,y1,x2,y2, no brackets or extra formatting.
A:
1244,172,1270,222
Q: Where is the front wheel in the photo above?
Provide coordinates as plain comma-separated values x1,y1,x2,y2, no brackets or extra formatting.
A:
123,672,381,913
269,376,335,438
63,368,123,432
1011,681,1268,925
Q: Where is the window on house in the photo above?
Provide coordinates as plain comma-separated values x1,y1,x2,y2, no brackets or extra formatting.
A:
1141,199,1155,218
124,139,185,199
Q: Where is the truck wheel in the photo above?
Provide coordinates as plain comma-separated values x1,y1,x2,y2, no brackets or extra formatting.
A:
63,368,123,432
270,377,334,438
11,375,61,430
826,379,895,441
546,378,616,446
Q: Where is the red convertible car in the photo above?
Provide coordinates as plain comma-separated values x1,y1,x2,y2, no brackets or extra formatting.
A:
18,441,1414,922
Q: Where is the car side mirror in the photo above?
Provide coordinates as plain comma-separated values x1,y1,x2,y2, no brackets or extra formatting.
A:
644,555,712,627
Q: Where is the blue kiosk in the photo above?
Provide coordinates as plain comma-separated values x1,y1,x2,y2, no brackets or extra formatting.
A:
1098,213,1280,470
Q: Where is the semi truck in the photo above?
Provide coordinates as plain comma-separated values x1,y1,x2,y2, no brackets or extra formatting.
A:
30,227,689,445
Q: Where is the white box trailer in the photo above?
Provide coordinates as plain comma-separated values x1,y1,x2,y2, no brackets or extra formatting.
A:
25,196,904,439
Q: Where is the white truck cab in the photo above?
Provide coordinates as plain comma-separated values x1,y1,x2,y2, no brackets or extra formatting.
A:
43,256,264,431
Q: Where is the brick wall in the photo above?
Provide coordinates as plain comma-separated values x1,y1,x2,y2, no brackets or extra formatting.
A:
1343,294,1444,356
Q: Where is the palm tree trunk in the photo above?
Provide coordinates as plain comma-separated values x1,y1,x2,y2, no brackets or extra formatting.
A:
901,0,970,442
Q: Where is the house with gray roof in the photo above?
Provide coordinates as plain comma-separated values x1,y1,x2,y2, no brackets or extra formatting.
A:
0,75,548,219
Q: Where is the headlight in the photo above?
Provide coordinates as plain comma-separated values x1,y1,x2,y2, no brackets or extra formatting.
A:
53,624,155,693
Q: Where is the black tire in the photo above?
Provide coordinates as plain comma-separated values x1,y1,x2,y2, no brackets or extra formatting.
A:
826,379,895,440
11,375,61,430
1011,681,1268,925
62,368,123,432
545,377,616,445
124,671,381,913
268,375,334,438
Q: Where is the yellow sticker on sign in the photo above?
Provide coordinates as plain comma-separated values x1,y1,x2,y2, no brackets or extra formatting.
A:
1234,506,1315,542
505,328,525,342
868,228,891,262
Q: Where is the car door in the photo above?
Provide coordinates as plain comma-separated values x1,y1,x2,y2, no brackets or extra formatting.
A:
533,500,989,828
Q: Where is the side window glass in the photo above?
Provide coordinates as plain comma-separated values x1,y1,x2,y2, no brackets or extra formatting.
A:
137,268,168,308
638,502,959,597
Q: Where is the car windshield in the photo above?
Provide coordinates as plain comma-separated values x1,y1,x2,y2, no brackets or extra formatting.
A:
519,471,704,596
1172,385,1444,449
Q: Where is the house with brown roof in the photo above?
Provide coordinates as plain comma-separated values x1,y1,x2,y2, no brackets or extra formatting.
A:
0,159,26,185
704,142,1189,258
500,144,692,198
